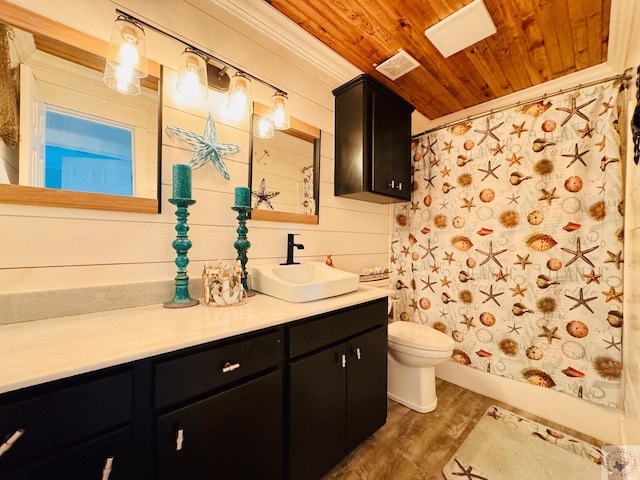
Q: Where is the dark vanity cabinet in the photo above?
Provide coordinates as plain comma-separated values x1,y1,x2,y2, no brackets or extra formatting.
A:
153,330,284,480
333,74,414,203
0,298,388,480
287,300,388,480
0,368,133,480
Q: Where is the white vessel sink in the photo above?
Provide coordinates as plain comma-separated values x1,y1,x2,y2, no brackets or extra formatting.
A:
250,262,359,303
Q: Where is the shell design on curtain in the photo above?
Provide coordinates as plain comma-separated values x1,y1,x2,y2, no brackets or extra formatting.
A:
391,79,624,408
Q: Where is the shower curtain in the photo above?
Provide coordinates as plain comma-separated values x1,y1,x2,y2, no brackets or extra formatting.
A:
391,79,625,408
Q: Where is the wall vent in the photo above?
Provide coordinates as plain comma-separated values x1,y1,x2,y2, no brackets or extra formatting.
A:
374,49,420,80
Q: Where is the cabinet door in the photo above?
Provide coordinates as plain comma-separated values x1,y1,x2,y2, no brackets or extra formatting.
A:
155,370,282,480
1,427,131,480
371,88,411,201
346,326,388,453
288,345,346,480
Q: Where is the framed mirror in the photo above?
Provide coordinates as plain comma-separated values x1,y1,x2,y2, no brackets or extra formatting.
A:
0,1,161,214
249,102,320,224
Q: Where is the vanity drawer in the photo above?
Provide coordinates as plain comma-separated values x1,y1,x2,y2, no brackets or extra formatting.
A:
1,426,132,480
288,299,387,358
0,371,132,471
154,330,283,410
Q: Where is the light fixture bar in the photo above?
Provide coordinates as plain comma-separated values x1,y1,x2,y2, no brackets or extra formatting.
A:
114,9,287,96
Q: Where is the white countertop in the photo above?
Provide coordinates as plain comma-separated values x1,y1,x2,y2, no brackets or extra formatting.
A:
0,287,389,395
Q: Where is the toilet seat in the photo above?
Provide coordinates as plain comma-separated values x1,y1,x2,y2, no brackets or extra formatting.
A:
388,321,454,352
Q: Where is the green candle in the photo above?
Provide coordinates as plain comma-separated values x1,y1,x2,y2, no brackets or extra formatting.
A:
234,186,251,207
173,164,192,199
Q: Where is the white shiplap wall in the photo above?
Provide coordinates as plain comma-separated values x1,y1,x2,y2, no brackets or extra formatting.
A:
0,0,390,296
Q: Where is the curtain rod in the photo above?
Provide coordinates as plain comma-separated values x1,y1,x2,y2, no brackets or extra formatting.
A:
115,9,287,96
413,70,632,138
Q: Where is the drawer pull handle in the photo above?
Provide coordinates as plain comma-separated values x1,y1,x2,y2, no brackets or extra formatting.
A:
355,347,362,360
101,456,114,480
176,428,184,451
222,362,241,373
0,429,25,458
341,354,347,368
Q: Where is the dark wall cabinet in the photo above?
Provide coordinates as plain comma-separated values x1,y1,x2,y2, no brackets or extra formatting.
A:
0,299,387,480
333,74,415,203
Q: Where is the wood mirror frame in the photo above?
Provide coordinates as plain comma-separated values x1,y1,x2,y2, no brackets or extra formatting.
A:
0,0,162,214
249,102,320,225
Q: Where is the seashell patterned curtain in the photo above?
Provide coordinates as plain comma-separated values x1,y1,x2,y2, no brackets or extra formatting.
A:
391,79,625,408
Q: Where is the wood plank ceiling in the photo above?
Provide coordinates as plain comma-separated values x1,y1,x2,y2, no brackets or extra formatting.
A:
264,0,612,120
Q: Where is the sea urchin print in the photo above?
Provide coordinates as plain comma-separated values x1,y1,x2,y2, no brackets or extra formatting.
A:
593,355,622,380
534,158,554,175
536,297,557,314
499,210,520,228
588,201,606,221
457,173,473,187
499,338,519,356
459,289,473,304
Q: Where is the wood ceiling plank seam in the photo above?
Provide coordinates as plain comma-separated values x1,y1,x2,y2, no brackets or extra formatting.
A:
270,1,374,55
506,0,554,83
462,43,516,98
574,0,602,67
567,0,591,71
532,0,569,76
599,0,612,63
391,74,466,119
491,1,544,86
554,0,579,74
481,1,538,93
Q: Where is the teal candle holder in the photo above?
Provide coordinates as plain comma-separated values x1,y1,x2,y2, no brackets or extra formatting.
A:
164,197,199,308
231,205,256,297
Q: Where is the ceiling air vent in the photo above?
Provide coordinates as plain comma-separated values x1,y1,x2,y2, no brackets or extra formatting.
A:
374,49,420,81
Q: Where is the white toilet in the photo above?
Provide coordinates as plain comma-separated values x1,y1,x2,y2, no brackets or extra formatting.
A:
387,321,455,413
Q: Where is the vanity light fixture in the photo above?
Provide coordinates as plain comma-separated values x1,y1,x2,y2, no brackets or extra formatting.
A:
103,9,289,130
227,71,253,116
253,115,275,139
271,91,290,130
106,15,148,79
102,61,141,95
176,48,209,100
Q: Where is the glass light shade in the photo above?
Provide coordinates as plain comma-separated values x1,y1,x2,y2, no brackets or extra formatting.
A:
271,91,290,130
106,16,148,78
253,115,274,139
176,49,209,100
102,61,141,95
226,72,253,116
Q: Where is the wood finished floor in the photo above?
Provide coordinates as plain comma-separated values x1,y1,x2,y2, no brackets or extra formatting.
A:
323,378,605,480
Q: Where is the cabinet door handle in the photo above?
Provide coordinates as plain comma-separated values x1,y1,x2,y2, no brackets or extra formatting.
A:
0,429,25,458
397,182,403,191
354,347,362,360
341,354,347,368
176,428,184,451
222,362,240,373
101,456,114,480
389,180,395,189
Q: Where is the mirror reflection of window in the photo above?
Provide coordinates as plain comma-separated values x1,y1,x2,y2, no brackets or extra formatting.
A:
42,107,135,196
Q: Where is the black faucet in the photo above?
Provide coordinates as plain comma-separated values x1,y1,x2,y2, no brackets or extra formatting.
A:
282,233,304,265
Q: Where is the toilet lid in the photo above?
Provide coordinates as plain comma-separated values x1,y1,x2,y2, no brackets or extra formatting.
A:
388,321,454,352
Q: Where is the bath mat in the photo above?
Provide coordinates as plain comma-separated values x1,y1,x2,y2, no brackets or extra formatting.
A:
442,405,602,480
